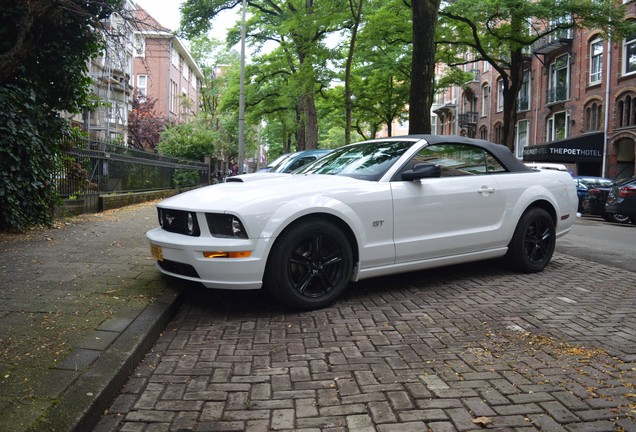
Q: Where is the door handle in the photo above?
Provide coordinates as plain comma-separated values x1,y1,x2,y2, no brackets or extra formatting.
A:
478,186,496,196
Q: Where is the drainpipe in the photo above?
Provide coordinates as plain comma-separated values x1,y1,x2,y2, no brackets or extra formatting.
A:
602,29,612,177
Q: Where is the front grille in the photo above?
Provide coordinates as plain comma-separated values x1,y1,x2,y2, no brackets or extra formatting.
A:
158,208,200,236
158,259,200,278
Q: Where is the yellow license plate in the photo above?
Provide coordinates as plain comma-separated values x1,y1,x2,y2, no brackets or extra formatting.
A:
150,244,163,261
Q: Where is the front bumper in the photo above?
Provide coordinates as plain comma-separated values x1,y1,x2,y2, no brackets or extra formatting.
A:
146,227,272,290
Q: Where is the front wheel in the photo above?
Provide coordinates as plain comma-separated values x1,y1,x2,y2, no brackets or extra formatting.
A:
505,207,555,273
264,218,353,310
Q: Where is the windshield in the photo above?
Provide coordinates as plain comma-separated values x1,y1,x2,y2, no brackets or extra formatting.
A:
266,153,293,170
294,141,414,181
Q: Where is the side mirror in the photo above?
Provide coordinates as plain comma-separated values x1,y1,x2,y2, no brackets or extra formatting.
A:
401,163,441,181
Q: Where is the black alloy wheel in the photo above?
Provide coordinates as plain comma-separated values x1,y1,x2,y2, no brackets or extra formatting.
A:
265,218,353,310
505,207,555,273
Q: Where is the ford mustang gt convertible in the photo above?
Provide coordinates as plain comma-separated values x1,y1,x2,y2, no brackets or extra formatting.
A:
147,135,578,310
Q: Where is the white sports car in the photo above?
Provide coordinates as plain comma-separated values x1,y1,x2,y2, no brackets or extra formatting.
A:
147,135,578,310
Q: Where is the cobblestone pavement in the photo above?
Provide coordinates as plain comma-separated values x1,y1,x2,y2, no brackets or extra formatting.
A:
97,253,636,432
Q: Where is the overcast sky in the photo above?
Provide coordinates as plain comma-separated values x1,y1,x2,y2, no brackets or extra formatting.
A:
134,0,238,38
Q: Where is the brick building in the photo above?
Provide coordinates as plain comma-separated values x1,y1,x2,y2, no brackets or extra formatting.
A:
132,7,204,124
385,3,636,181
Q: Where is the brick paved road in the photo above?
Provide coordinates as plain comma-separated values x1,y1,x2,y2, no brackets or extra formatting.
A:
96,253,636,431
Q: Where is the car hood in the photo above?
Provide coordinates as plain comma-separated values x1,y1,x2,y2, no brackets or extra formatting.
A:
159,174,367,213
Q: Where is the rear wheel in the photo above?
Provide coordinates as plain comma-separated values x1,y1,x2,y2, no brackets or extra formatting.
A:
264,218,353,310
505,207,555,273
607,213,631,224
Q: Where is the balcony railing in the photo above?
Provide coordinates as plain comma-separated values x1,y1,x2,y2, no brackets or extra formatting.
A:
532,28,573,55
458,112,478,127
546,85,569,104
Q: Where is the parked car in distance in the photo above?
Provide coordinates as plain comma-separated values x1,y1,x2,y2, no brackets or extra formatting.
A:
605,176,636,225
271,149,332,173
573,176,614,214
525,162,569,172
257,153,293,173
147,135,578,310
583,180,632,224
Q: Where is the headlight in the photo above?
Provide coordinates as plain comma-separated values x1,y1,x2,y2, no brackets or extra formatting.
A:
206,214,249,238
186,212,196,235
157,208,200,236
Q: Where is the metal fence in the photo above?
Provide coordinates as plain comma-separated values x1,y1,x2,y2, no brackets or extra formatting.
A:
54,137,209,198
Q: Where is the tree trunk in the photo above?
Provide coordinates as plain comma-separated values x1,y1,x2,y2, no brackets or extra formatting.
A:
409,0,440,134
502,51,525,151
345,0,363,145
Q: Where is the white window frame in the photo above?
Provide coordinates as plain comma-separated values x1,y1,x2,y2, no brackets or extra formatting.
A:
515,120,529,158
623,31,636,76
171,48,179,68
549,54,570,102
590,38,603,84
481,84,490,117
517,69,530,112
497,78,504,112
546,111,570,142
136,74,147,99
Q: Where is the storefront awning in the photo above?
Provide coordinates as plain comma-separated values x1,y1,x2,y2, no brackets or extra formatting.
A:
523,133,604,163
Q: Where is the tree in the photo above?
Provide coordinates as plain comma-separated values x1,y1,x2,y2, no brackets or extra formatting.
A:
409,0,442,134
128,92,167,150
181,0,347,150
0,0,120,231
157,118,218,161
438,0,632,150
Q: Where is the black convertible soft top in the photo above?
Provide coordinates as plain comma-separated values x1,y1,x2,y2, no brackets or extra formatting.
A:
406,134,533,173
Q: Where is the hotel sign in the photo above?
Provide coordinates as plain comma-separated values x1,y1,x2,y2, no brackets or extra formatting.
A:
523,133,604,162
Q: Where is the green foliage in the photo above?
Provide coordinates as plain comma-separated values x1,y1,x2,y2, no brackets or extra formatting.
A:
158,120,218,161
0,86,62,231
0,0,121,231
172,169,200,188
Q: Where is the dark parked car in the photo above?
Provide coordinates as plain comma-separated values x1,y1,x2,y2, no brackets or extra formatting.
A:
573,176,614,214
605,176,636,225
582,178,632,224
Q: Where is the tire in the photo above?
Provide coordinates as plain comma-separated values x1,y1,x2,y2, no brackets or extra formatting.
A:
264,218,353,310
505,207,555,273
607,213,631,224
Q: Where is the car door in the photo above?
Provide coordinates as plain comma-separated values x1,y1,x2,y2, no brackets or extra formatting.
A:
391,143,509,263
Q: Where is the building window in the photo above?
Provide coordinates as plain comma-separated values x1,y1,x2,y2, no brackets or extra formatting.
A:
518,70,530,112
590,38,603,84
431,115,438,135
585,101,602,131
497,78,504,112
548,54,570,103
617,93,636,127
515,120,529,158
547,111,570,142
480,126,488,140
136,74,147,99
170,80,178,114
624,30,636,75
481,83,490,117
494,122,503,144
171,48,179,68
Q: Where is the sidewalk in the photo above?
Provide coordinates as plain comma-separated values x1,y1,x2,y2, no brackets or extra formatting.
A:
0,201,184,432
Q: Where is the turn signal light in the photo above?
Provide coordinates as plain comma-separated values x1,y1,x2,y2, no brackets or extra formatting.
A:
203,251,252,258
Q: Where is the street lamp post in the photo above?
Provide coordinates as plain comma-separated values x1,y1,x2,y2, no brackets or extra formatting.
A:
238,0,246,173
